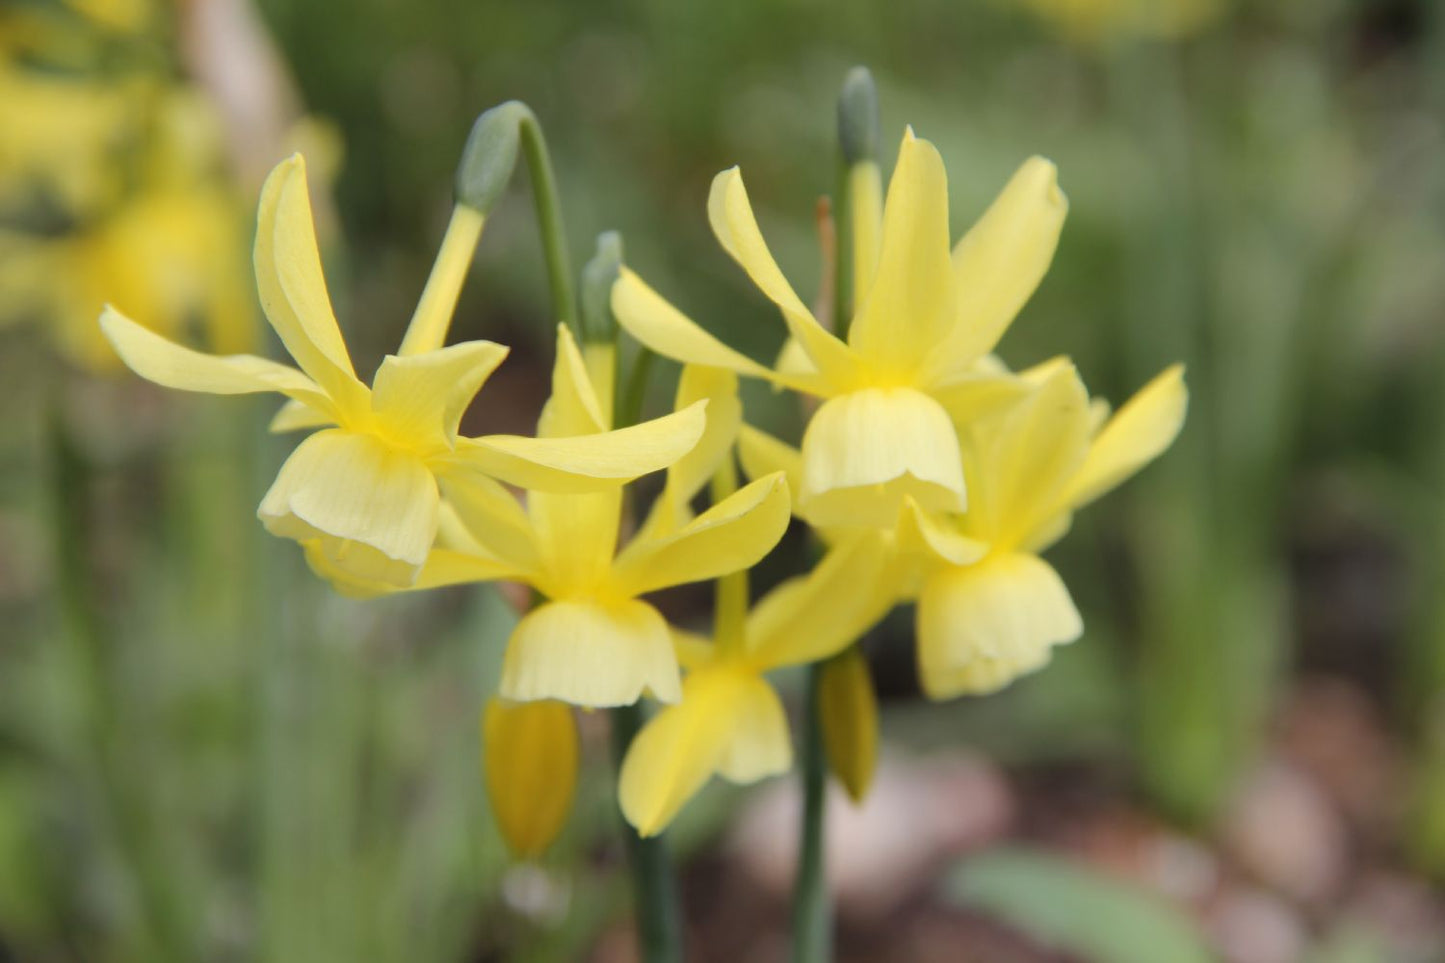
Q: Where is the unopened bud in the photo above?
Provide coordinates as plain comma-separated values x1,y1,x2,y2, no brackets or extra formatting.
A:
483,697,578,859
838,66,880,167
818,645,878,804
455,101,533,214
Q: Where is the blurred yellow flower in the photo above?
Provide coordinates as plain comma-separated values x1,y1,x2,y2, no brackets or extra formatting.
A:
619,534,890,836
1017,0,1221,42
483,698,578,859
916,362,1187,698
613,130,1067,530
102,155,708,589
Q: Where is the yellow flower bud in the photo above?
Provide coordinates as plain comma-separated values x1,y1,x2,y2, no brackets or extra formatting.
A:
817,646,878,804
482,698,578,859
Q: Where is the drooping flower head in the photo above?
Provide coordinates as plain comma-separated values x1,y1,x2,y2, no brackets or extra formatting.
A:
101,154,707,588
612,130,1067,531
916,361,1187,697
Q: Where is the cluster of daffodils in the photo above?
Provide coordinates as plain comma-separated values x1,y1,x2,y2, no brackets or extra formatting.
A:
0,0,254,370
100,85,1185,858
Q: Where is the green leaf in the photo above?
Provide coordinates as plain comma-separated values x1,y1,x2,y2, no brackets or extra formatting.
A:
944,847,1217,963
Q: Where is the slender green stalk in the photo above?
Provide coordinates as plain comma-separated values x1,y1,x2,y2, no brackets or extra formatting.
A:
790,664,831,963
516,113,579,338
610,702,684,963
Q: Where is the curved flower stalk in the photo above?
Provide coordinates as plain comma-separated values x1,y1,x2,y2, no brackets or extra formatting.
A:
916,361,1188,698
619,532,893,836
101,154,707,588
612,129,1067,530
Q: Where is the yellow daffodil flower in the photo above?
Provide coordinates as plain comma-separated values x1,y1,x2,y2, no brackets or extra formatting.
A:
619,533,892,836
916,361,1187,698
612,129,1067,530
101,154,707,588
483,698,578,859
1015,0,1222,43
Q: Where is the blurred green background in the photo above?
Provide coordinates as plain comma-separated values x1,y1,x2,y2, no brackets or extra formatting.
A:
2,0,1445,960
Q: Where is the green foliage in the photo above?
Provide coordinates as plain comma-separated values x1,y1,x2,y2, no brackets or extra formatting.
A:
945,848,1216,963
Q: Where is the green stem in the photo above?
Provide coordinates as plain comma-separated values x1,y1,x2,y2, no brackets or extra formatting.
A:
516,113,579,338
790,664,831,963
610,703,684,963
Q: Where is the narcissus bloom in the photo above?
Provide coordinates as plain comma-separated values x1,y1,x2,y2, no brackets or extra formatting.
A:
101,154,706,588
1016,0,1221,43
619,534,891,836
916,362,1187,698
329,353,792,709
613,130,1066,529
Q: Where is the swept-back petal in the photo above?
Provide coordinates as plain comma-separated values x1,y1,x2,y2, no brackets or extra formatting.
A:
447,400,707,493
539,324,609,438
483,699,578,858
707,168,857,386
959,362,1090,548
737,424,803,495
1064,365,1187,510
101,307,335,415
849,130,957,376
258,428,438,588
254,155,367,411
370,341,509,451
799,387,965,528
916,552,1082,700
613,268,773,377
619,667,789,837
304,543,521,599
896,498,989,567
666,365,743,507
440,475,540,576
611,472,790,597
925,156,1067,383
269,399,335,433
499,598,680,707
745,532,895,670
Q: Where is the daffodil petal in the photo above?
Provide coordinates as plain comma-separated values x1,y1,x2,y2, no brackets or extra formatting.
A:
539,324,609,438
745,532,895,669
448,400,707,493
1065,365,1187,510
849,130,957,375
370,341,509,449
927,156,1067,381
253,155,367,409
665,365,743,507
484,699,578,858
916,552,1082,700
100,306,335,414
500,598,680,707
960,362,1090,548
707,168,857,385
619,667,789,837
304,543,518,599
799,387,965,528
737,424,803,495
896,497,989,567
612,268,775,378
258,428,438,588
440,476,540,576
269,399,335,433
611,472,791,597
